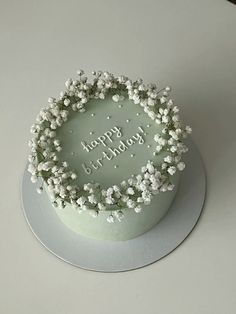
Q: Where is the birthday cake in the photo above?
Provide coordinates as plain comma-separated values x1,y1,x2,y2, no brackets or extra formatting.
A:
28,70,192,241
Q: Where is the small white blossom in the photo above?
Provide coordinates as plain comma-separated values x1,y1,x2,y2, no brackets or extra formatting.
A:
177,162,185,171
167,166,176,175
134,205,142,213
156,145,162,153
127,199,136,209
98,203,106,211
160,96,167,104
37,187,43,194
31,175,37,183
106,187,114,196
105,197,115,205
164,156,173,163
126,187,135,195
154,134,160,142
71,173,77,180
28,164,36,175
112,94,120,102
146,162,154,174
185,126,192,134
107,214,115,223
90,210,99,218
172,106,179,113
88,194,98,204
115,210,124,221
76,196,86,206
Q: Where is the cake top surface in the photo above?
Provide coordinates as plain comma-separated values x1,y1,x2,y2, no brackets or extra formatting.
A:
28,70,191,218
56,95,164,188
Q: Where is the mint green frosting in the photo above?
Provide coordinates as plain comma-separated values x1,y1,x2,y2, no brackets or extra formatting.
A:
56,95,166,187
53,173,179,241
50,95,180,241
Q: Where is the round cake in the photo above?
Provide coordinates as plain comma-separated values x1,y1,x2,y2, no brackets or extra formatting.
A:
28,70,191,241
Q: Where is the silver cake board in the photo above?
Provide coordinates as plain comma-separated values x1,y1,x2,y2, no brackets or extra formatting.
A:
21,140,206,272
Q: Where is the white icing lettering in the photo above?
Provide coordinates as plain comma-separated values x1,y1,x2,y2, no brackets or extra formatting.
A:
81,141,92,152
90,161,99,170
97,158,103,167
82,163,92,175
103,151,113,160
138,126,144,133
111,126,122,138
104,130,113,143
127,138,135,146
91,140,99,148
118,140,128,152
80,126,123,152
132,133,144,144
97,135,107,147
108,147,121,157
80,126,147,175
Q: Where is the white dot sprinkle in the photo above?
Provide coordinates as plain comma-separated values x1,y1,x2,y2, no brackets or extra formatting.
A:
126,119,130,123
153,152,156,156
91,113,95,117
147,145,151,148
118,104,123,108
131,154,135,157
136,113,140,116
147,124,150,128
90,131,94,135
114,165,118,169
107,116,111,120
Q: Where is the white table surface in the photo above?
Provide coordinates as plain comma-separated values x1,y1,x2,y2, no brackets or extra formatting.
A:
0,0,236,313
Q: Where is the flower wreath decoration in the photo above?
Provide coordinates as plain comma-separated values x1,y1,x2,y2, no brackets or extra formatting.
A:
28,70,192,223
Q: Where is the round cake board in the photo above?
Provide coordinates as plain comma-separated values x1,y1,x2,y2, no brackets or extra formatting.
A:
21,140,206,272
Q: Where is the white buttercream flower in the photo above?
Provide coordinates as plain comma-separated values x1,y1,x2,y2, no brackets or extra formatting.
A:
172,106,179,113
127,199,136,209
147,110,156,120
37,187,43,194
148,98,155,106
147,162,154,174
31,175,37,183
90,210,99,218
167,166,176,175
115,210,124,221
28,164,36,175
98,203,106,211
76,196,86,206
164,156,173,163
134,205,142,213
177,162,185,171
71,173,77,180
185,126,192,134
160,96,167,104
105,197,115,205
126,187,135,195
112,94,120,102
137,197,144,203
107,214,115,223
106,187,114,196
88,194,98,204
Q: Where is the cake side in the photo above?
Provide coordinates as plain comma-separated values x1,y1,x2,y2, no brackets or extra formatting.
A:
51,172,180,240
